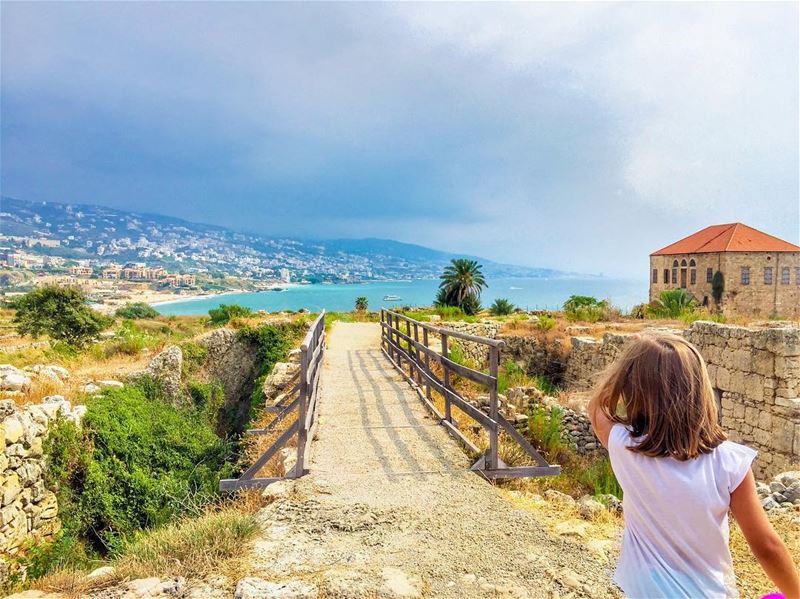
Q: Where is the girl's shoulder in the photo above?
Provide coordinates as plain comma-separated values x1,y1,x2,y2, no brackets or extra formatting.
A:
711,440,757,492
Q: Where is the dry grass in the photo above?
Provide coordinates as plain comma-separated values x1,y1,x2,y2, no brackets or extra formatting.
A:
28,506,260,598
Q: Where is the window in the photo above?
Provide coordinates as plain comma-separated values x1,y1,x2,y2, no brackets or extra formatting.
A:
764,267,773,285
664,269,669,284
782,267,790,285
689,259,696,267
690,269,697,285
681,259,687,267
796,267,800,286
706,268,713,282
652,269,658,284
672,268,677,284
741,266,750,285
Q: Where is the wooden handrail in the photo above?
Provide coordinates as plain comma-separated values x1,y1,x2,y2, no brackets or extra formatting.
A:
220,310,326,491
380,308,560,480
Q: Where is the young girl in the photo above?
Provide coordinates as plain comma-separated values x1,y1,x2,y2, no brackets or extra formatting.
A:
588,333,799,599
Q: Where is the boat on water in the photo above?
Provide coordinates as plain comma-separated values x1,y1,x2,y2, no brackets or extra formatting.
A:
383,294,402,301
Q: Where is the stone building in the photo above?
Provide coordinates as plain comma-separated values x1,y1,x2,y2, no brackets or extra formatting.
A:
649,223,800,317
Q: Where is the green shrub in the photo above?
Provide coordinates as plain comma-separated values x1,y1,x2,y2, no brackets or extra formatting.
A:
10,286,112,347
498,360,527,394
535,315,557,331
99,321,158,357
238,321,307,422
711,271,725,305
354,296,368,312
532,375,558,395
115,302,160,319
44,386,233,555
208,304,253,326
181,342,209,376
648,289,696,319
527,405,565,460
562,295,612,322
579,457,623,499
187,381,226,429
490,298,515,316
435,305,464,320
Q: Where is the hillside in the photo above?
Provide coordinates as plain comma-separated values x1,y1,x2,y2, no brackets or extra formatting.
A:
1,197,569,282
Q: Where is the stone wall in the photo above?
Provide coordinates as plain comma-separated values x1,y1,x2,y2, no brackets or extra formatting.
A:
555,321,800,478
564,333,633,392
437,321,502,367
498,335,568,386
0,396,85,577
685,322,800,478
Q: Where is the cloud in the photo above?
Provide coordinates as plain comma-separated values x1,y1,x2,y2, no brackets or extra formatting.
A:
1,2,797,276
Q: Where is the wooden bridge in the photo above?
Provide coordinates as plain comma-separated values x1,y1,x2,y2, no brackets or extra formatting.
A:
221,311,559,491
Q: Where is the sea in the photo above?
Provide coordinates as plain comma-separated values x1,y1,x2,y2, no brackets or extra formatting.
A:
154,277,648,316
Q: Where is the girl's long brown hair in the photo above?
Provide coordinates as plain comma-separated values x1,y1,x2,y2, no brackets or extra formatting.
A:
594,333,726,460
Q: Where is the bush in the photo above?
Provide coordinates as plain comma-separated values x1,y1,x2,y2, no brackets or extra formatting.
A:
535,315,557,331
10,286,112,347
578,457,622,498
238,321,307,422
181,342,209,376
628,303,648,319
99,321,158,357
115,302,160,319
527,405,565,460
490,298,515,316
208,304,253,326
711,271,725,305
648,289,696,319
562,295,611,323
43,385,233,556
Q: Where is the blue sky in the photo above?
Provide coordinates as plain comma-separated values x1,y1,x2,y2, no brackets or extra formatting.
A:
1,2,798,277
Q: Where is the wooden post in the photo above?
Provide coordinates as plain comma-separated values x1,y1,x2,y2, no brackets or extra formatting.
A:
488,345,499,470
295,343,309,478
423,327,431,400
442,333,452,423
405,317,413,379
413,321,421,384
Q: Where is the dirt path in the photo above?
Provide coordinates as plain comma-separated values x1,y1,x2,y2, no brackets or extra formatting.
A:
243,322,618,598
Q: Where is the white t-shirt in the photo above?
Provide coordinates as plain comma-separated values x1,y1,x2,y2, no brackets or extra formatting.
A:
608,424,757,599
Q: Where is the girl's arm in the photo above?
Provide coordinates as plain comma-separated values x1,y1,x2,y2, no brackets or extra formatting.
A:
730,471,800,599
587,389,613,449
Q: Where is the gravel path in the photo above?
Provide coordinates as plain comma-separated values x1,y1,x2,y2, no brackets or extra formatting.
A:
244,322,618,599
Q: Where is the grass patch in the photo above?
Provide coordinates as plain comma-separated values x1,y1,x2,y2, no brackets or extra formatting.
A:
25,508,259,597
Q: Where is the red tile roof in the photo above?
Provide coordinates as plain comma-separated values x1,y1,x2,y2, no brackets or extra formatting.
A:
651,223,800,256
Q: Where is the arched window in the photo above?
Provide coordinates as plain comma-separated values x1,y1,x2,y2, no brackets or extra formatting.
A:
689,259,696,267
681,259,687,267
690,269,696,285
673,260,679,267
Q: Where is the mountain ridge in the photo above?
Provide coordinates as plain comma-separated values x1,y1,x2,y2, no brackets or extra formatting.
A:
1,196,579,281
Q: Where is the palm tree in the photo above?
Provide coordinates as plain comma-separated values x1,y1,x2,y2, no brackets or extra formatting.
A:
654,289,696,318
438,259,487,308
490,298,515,316
354,296,368,312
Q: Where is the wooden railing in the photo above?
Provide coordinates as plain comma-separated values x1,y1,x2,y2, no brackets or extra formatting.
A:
380,309,560,479
220,311,326,491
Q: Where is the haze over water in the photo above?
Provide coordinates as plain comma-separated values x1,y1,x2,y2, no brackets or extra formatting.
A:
155,277,647,315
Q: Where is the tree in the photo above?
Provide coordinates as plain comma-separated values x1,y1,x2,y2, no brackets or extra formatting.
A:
490,298,515,316
354,296,368,312
436,259,486,315
711,271,725,306
208,304,253,325
11,286,111,347
115,302,160,319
